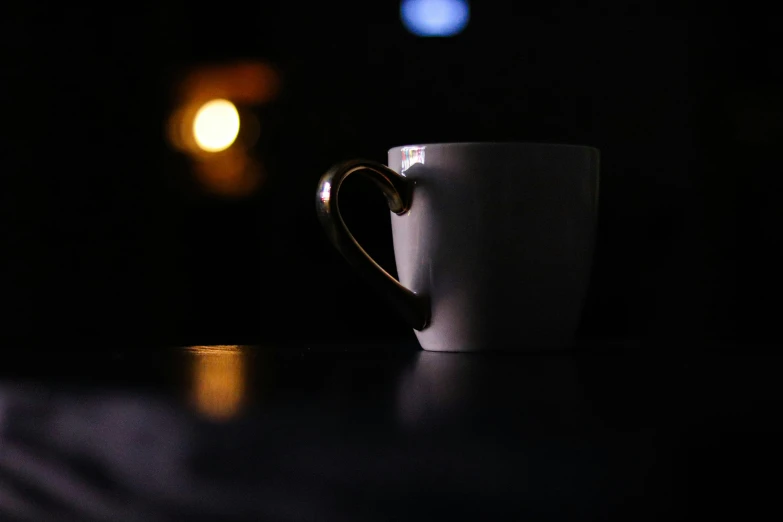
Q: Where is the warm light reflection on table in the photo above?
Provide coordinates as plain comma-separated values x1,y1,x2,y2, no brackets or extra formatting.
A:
185,345,249,421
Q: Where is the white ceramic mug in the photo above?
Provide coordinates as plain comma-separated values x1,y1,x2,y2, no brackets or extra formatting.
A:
316,142,599,351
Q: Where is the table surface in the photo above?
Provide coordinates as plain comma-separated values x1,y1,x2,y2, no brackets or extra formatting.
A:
1,343,781,521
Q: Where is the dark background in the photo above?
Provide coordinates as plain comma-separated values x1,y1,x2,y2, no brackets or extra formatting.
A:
2,5,779,348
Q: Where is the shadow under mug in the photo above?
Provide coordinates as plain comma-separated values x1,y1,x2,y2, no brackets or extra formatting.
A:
316,142,599,352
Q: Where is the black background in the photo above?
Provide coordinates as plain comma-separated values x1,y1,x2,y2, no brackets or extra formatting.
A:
2,5,779,349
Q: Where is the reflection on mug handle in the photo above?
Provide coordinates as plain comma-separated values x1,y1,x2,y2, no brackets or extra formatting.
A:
316,159,430,330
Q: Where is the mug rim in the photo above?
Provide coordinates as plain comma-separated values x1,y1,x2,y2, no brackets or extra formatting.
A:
388,142,599,154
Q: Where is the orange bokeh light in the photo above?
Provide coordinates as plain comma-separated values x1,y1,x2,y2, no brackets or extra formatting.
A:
167,60,279,198
178,61,280,106
193,146,262,198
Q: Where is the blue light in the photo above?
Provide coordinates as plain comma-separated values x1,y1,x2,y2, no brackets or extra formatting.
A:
400,0,470,37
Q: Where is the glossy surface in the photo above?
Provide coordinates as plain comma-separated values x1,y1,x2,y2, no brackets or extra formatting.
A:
1,344,779,521
388,143,600,351
316,159,429,330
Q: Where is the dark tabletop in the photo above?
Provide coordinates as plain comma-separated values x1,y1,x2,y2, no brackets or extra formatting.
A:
1,343,781,521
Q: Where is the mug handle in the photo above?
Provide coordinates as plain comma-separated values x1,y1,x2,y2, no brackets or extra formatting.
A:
316,159,430,330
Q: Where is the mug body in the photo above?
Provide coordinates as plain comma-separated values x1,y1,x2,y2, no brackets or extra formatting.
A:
388,143,599,352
